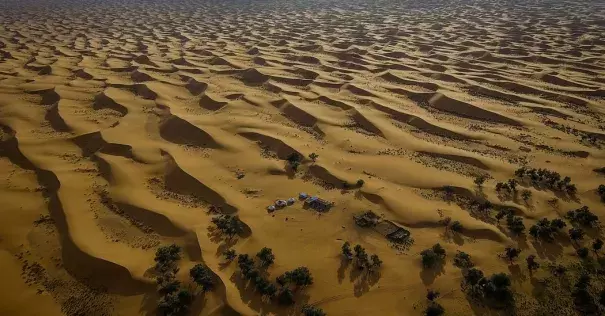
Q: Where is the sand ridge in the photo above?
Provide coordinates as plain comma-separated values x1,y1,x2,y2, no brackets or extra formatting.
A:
1,0,605,315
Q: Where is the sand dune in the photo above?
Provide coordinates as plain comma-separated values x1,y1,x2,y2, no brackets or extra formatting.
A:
1,0,605,315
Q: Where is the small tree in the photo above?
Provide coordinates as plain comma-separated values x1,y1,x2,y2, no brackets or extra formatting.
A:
341,241,353,260
425,302,445,316
301,304,326,316
453,251,474,268
155,244,181,273
464,268,485,286
427,289,440,301
354,244,369,269
277,287,295,305
286,153,302,171
370,254,382,272
256,247,275,268
569,228,585,244
421,244,446,268
526,255,539,273
506,213,525,235
189,264,214,292
577,247,589,258
308,153,319,162
592,239,603,253
521,190,532,202
451,221,463,233
223,249,237,261
504,247,521,263
356,179,365,187
158,288,193,316
474,175,487,187
495,210,508,222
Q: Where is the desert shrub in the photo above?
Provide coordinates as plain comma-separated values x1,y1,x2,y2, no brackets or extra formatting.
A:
308,153,318,162
356,179,365,187
370,254,382,272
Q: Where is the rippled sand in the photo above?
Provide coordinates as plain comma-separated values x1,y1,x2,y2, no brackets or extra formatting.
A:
1,0,604,315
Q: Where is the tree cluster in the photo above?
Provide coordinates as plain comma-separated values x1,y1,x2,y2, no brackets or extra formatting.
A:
341,242,382,273
514,167,577,195
463,268,514,308
529,218,567,242
211,214,243,239
506,212,525,235
566,206,599,227
420,244,446,268
495,179,518,195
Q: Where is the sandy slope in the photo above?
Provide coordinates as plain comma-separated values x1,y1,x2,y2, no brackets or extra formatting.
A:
1,0,604,315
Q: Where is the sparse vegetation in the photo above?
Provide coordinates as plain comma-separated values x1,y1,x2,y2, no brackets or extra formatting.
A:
566,206,599,227
308,152,319,162
420,243,446,268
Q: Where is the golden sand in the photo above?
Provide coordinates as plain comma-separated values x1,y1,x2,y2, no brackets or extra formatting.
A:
1,0,604,315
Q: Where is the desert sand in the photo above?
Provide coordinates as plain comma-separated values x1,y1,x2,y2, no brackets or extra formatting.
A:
1,0,605,315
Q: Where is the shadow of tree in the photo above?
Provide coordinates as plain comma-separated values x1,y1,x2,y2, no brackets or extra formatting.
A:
419,262,445,286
